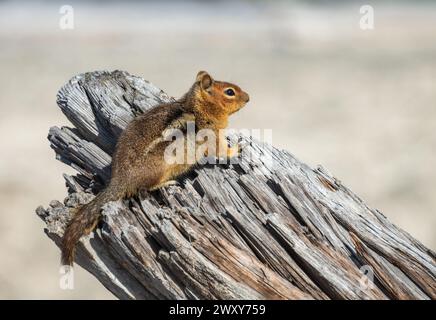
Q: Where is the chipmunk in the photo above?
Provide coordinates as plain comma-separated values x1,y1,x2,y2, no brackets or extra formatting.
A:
61,71,250,266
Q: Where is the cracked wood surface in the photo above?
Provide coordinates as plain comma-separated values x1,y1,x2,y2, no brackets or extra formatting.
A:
36,70,436,300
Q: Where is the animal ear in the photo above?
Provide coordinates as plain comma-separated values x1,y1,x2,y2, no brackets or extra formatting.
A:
196,71,213,90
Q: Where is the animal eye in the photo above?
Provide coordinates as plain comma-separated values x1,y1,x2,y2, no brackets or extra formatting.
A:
224,88,235,96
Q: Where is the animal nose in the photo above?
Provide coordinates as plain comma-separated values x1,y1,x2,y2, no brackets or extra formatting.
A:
244,93,250,102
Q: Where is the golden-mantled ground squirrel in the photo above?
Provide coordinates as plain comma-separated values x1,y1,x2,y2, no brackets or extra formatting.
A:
61,71,250,266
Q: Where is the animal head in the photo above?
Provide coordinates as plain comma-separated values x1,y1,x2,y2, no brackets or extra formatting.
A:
194,71,249,115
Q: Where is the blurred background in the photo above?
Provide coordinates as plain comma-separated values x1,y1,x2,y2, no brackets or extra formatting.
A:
0,0,435,299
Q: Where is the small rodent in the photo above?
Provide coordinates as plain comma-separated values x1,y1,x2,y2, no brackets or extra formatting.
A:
61,71,250,266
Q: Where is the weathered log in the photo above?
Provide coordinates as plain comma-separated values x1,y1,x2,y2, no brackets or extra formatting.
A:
36,70,436,300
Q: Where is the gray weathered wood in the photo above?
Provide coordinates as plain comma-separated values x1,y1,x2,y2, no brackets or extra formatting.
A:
36,70,436,300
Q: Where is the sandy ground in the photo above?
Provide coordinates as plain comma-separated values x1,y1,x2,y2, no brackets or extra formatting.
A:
0,1,435,299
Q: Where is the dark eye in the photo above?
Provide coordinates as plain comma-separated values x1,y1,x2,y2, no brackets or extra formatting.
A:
224,88,235,96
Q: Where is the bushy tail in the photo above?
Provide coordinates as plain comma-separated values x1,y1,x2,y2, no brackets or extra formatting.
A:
61,185,123,266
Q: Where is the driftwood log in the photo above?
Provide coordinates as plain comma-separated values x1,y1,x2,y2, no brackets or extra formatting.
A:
36,70,436,300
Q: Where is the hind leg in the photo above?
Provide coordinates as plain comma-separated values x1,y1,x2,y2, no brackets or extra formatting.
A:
149,179,179,191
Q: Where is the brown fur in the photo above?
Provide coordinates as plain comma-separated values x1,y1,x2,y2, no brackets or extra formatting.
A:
60,71,249,266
